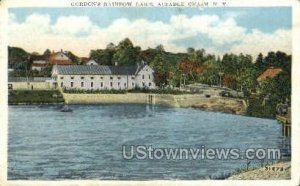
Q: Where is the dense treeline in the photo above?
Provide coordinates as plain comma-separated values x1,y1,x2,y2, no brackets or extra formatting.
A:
89,38,290,96
8,38,291,118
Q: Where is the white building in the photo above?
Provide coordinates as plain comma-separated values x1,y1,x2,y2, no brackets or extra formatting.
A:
51,64,156,90
85,59,98,66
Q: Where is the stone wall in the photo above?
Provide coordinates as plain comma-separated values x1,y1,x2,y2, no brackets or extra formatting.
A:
8,82,54,90
62,93,247,114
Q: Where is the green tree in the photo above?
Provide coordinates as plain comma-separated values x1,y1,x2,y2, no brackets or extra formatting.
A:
90,49,115,65
67,51,80,64
112,38,141,66
43,49,51,58
8,46,30,70
255,53,265,73
200,58,219,86
149,53,171,87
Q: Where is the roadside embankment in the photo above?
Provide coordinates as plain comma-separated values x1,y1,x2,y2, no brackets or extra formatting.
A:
62,93,247,114
227,161,291,180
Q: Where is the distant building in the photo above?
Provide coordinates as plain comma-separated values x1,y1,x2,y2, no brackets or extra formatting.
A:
85,59,98,66
51,64,156,90
49,50,73,65
257,67,282,82
31,55,48,71
80,57,89,64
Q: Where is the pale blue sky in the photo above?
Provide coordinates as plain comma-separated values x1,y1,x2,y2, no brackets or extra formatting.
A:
8,7,292,56
10,7,291,32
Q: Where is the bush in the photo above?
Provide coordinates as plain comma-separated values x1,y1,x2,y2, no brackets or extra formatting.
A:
246,97,277,118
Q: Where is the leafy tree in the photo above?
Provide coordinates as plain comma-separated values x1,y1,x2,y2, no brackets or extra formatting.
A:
149,53,170,87
90,49,115,65
67,51,80,64
8,46,30,70
43,49,51,58
106,42,116,50
200,58,219,86
255,53,264,73
112,38,141,66
155,44,165,52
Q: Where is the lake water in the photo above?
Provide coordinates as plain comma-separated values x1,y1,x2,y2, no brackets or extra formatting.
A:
8,104,283,180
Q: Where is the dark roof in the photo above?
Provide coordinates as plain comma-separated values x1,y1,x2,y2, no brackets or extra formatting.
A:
50,60,73,65
54,65,145,75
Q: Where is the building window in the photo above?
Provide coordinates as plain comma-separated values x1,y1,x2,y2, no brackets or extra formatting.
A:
61,82,63,87
118,76,121,80
142,82,145,87
71,82,74,87
142,75,144,79
124,83,126,87
91,77,94,80
149,83,152,87
60,76,64,79
100,76,103,79
118,82,120,87
101,82,103,87
81,82,84,87
132,83,135,86
71,76,74,80
81,77,84,79
110,76,113,80
91,82,94,87
110,82,113,87
131,76,135,80
149,75,151,79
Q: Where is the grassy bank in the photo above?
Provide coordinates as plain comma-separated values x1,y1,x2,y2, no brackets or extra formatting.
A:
8,90,64,104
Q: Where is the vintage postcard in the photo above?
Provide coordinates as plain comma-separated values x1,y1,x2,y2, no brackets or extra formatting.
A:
0,0,300,185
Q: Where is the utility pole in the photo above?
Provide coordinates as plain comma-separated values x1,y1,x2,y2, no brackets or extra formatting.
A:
218,72,224,88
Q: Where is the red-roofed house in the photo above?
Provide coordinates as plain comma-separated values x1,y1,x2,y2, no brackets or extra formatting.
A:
257,67,282,82
49,50,73,65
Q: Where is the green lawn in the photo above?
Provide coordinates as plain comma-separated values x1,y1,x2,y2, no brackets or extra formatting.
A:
8,90,64,104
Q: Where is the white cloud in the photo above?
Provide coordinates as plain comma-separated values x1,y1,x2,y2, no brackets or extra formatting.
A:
230,29,291,56
52,15,96,35
8,13,291,57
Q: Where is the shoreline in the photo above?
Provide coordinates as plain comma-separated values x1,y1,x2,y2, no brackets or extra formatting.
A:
226,161,291,180
62,93,248,115
8,91,249,116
